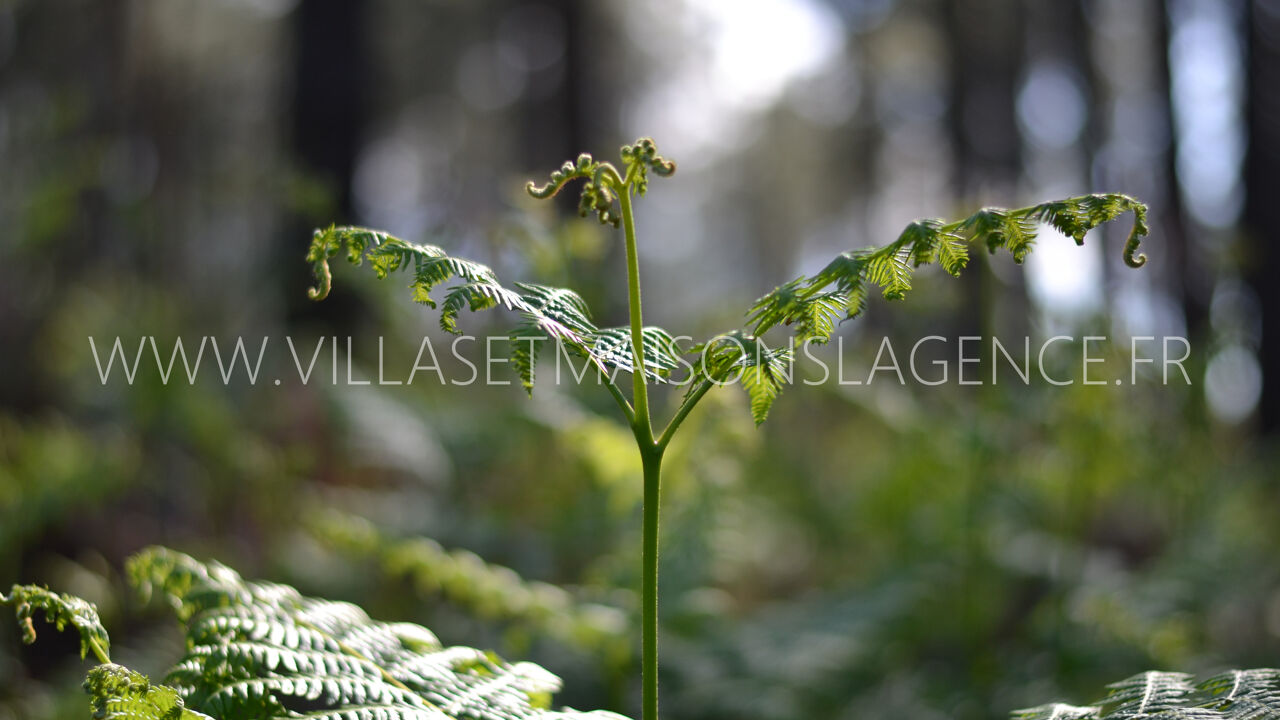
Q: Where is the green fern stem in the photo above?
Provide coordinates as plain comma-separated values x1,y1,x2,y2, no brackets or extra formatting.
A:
87,636,110,665
658,380,712,451
615,175,662,720
618,188,654,446
640,448,662,720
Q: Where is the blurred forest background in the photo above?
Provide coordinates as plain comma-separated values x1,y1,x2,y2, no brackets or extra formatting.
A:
2,0,1279,719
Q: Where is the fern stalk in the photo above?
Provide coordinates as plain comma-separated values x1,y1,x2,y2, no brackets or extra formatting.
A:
618,186,654,447
617,188,662,720
639,451,662,720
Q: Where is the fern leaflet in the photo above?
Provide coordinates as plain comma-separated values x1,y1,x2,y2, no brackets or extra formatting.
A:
749,193,1147,340
307,227,680,395
85,663,213,720
1014,668,1280,720
2,583,111,663
1099,671,1202,718
689,332,793,425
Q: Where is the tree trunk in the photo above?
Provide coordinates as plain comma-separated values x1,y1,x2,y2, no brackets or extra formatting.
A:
1244,0,1280,431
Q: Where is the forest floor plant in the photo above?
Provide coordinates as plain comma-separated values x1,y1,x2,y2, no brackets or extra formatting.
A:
11,138,1272,720
303,138,1151,720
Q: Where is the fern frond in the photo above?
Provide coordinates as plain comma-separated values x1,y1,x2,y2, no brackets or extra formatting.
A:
367,240,448,281
589,327,682,381
865,248,912,300
305,510,630,658
526,154,620,227
1012,703,1100,720
2,583,111,662
128,547,628,720
1014,668,1280,720
1099,671,1200,718
509,324,552,393
308,226,682,394
747,280,847,344
748,193,1147,342
503,283,599,393
507,287,598,377
514,284,596,337
85,663,213,720
690,332,792,425
440,282,528,334
959,207,1036,260
618,137,676,197
1197,670,1280,719
307,225,497,309
308,170,1146,436
526,153,599,200
935,228,970,276
307,226,442,301
1033,194,1149,267
409,256,499,308
713,193,1149,425
525,139,675,227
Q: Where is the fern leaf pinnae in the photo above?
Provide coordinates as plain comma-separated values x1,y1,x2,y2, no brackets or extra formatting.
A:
2,584,111,663
127,547,626,720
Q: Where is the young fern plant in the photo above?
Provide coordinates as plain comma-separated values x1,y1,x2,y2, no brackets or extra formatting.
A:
306,137,1152,720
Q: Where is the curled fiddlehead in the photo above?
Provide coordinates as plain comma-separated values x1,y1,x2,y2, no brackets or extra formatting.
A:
526,138,676,227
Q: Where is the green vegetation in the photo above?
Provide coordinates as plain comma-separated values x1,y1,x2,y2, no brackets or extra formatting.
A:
6,548,626,719
9,137,1275,720
306,138,1153,720
6,538,1280,719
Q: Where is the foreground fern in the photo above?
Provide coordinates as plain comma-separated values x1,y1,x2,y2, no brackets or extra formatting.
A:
307,137,1150,720
7,554,1280,720
1014,669,1280,720
4,548,625,720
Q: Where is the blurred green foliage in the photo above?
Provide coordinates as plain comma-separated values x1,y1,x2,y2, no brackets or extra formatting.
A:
2,0,1276,719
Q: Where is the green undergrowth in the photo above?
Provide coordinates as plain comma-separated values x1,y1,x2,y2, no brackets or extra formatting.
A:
5,547,627,720
5,548,1280,719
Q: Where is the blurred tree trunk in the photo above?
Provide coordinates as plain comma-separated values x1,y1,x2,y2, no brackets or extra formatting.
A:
0,0,127,413
1244,0,1280,431
283,0,369,322
512,0,617,229
516,0,591,173
946,0,1023,193
944,0,1025,338
1156,0,1205,343
941,0,1026,681
291,0,367,218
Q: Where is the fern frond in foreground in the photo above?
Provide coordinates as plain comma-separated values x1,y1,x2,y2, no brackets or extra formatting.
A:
127,546,627,720
2,583,111,663
1014,669,1280,720
5,548,626,720
7,550,1279,720
85,663,213,720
